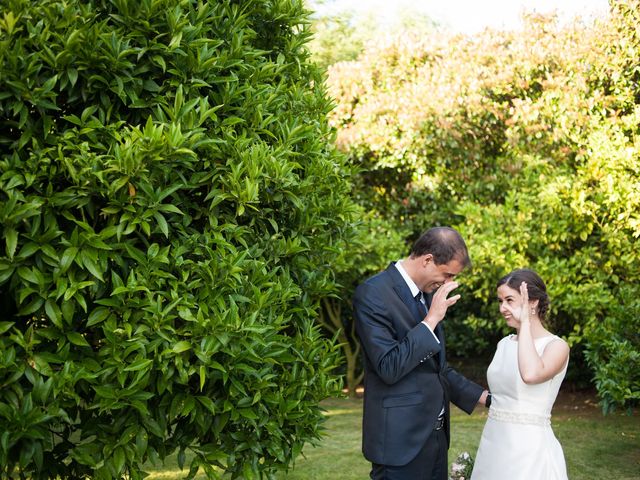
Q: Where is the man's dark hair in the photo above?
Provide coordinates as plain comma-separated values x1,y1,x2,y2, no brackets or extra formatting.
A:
410,227,471,268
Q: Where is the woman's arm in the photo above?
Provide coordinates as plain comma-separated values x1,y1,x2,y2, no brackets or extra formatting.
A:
513,282,570,385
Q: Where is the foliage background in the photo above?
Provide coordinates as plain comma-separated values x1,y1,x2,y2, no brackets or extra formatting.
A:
319,1,640,410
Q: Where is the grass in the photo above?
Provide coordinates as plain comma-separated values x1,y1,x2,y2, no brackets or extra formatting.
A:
147,393,639,480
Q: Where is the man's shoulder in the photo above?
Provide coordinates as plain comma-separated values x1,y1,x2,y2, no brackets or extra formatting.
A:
362,264,395,287
354,265,397,300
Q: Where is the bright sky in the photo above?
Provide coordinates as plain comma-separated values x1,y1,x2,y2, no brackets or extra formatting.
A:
313,0,610,33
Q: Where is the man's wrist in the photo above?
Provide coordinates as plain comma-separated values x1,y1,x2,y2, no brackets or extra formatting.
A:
422,316,439,330
485,392,492,408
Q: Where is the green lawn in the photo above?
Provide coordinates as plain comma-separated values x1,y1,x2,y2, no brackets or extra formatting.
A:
147,395,640,479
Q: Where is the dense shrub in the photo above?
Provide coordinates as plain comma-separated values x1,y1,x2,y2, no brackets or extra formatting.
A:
325,3,640,409
584,286,640,413
0,0,357,478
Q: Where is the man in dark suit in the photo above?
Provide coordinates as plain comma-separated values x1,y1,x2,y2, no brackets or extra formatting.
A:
353,226,489,480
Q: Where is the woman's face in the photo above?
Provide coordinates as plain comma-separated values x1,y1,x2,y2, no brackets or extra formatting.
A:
497,284,522,329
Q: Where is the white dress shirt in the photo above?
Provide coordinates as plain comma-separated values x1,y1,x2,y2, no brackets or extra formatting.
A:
395,260,440,344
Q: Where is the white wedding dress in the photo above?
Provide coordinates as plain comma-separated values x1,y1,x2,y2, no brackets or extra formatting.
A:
471,335,569,480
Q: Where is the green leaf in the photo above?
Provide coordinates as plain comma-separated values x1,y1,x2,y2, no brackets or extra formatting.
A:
67,67,79,87
18,296,44,315
124,358,153,372
63,114,82,126
143,79,161,92
41,75,58,93
67,332,90,347
113,447,125,475
60,247,78,273
172,341,191,354
154,212,169,237
5,228,18,259
169,32,183,50
81,105,98,122
147,243,159,258
17,266,40,284
0,321,15,335
178,307,195,321
238,408,258,420
61,300,75,324
45,300,63,329
111,286,131,296
17,242,39,258
86,307,110,326
135,429,148,457
80,251,104,281
197,396,216,413
152,55,166,72
93,386,116,399
158,204,184,214
199,365,206,391
0,265,15,284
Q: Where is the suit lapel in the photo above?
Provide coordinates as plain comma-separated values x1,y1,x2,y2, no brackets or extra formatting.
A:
387,263,424,325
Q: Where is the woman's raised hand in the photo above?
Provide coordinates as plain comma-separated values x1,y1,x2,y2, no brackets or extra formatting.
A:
504,281,530,325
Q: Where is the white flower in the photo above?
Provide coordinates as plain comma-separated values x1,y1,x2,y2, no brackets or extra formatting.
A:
449,451,474,480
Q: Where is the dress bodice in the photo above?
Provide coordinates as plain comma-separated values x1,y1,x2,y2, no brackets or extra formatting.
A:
487,335,568,418
471,334,569,480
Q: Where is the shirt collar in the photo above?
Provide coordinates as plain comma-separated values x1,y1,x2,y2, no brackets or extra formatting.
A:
395,260,421,299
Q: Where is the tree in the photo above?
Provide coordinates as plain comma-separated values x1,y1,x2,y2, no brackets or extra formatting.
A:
0,0,358,478
306,1,439,70
307,9,374,70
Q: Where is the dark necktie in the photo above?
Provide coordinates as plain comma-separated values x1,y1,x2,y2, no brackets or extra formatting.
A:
416,292,442,366
415,291,427,318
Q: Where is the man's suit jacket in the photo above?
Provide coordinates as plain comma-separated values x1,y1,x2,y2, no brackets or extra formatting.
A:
353,263,484,467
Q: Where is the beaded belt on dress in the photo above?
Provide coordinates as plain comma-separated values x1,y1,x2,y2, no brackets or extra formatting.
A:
488,407,551,426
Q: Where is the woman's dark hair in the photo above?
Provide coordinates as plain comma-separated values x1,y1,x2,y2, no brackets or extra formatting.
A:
497,269,550,321
410,227,471,268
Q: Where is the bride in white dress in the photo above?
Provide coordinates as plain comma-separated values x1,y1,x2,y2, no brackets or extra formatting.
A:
471,269,570,480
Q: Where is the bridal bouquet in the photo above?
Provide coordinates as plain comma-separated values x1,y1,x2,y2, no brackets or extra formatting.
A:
449,451,474,480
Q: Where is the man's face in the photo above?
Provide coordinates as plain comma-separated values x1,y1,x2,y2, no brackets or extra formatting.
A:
419,254,464,293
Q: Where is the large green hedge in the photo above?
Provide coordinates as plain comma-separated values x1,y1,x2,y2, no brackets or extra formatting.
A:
0,0,357,478
325,3,640,410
